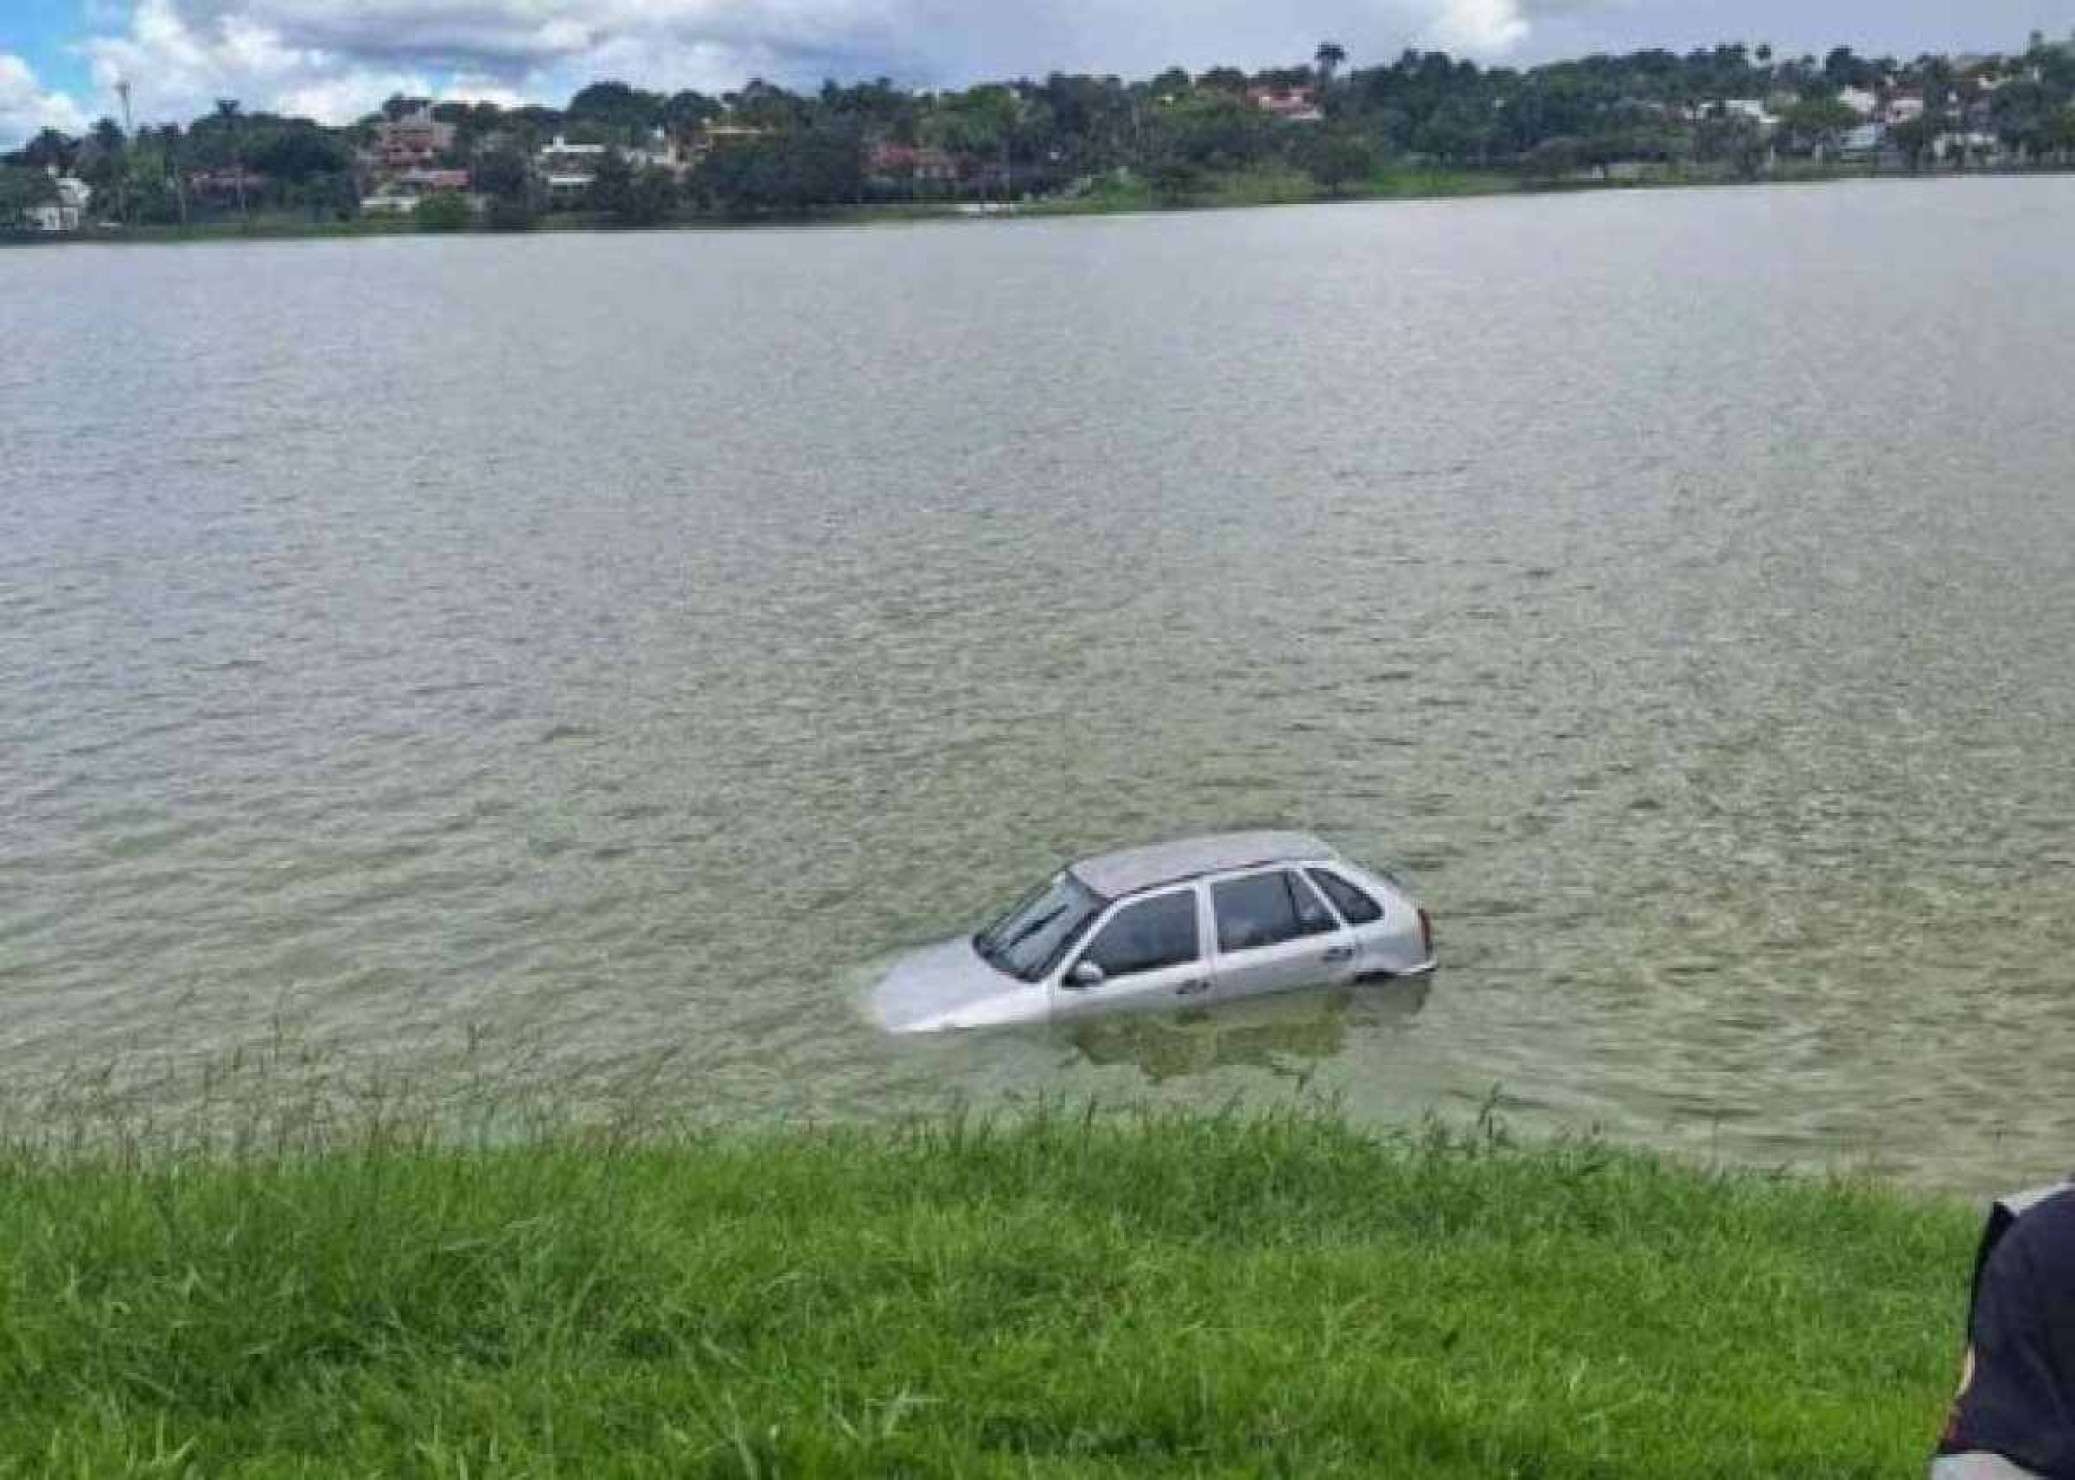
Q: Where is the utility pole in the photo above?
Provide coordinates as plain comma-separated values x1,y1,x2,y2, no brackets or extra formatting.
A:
115,80,135,224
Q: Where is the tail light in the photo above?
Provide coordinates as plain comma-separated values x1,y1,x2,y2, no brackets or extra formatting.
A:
1417,907,1434,960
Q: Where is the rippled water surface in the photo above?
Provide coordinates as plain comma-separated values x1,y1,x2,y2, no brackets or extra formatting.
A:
6,179,2075,1191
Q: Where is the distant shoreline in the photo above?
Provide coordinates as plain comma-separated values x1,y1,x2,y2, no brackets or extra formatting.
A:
7,161,2070,248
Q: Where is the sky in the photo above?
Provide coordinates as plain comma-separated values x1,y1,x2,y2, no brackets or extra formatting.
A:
1,0,2068,147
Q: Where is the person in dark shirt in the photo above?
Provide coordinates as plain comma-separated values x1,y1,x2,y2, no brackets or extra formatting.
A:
1936,1183,2075,1478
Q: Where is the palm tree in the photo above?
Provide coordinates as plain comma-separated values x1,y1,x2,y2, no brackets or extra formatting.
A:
1315,42,1348,90
214,97,247,222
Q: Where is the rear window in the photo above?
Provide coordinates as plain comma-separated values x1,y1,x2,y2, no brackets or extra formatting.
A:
1213,870,1338,953
1307,867,1384,925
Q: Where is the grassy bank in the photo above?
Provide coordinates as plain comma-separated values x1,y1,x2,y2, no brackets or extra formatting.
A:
0,1108,1972,1476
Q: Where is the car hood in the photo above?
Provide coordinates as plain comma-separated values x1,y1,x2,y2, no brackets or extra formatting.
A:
871,937,1046,1034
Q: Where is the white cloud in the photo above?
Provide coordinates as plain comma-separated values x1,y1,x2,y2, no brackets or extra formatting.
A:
72,0,1576,131
82,0,435,125
0,53,89,148
1429,0,1532,54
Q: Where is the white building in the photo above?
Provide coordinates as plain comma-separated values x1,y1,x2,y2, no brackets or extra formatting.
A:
1713,98,1778,130
536,135,608,200
1839,121,1888,158
21,173,91,232
1838,86,1880,119
625,129,692,176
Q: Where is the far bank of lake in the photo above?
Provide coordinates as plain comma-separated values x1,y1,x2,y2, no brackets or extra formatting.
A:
8,158,2071,247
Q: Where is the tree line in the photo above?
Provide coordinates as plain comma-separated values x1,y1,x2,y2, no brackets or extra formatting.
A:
7,36,2075,229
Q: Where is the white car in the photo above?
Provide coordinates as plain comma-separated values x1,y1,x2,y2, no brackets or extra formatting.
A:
872,831,1434,1034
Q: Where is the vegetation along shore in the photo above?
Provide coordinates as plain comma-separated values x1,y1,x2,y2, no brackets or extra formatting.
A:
7,33,2075,241
0,1105,1975,1475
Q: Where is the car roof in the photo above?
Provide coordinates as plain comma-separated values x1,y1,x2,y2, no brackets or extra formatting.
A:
1069,831,1335,900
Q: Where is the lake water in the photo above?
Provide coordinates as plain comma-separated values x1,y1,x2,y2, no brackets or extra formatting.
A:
5,178,2074,1192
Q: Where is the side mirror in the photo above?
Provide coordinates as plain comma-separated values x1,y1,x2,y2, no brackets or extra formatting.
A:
1067,961,1105,989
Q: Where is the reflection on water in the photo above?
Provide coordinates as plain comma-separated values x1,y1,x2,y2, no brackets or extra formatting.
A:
1063,980,1432,1085
5,178,2075,1193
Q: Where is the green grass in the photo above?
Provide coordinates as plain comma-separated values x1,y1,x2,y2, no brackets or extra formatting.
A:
0,1106,1973,1476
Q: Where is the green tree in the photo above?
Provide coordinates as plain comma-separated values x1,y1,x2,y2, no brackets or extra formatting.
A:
694,127,862,211
1301,128,1378,194
619,165,680,226
1694,115,1766,178
663,90,721,135
474,146,537,229
1823,47,1874,89
1780,95,1857,155
1887,113,1938,170
0,165,59,229
1520,135,1585,179
567,81,666,135
250,125,347,182
1148,157,1204,202
13,128,74,171
80,116,129,223
414,189,473,230
1147,67,1192,100
2046,108,2075,164
1989,80,2058,158
583,149,635,215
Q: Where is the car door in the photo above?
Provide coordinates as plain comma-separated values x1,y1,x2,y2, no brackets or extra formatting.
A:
1209,868,1357,1002
1051,884,1211,1022
1302,865,1393,976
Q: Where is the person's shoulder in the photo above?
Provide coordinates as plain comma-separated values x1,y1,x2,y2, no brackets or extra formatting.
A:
1999,1183,2075,1223
1996,1183,2075,1268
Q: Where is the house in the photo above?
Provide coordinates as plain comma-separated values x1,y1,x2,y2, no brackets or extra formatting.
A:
1705,98,1778,130
373,105,457,168
1882,92,1926,124
1837,86,1880,119
866,141,959,183
360,166,472,213
1246,85,1324,122
536,135,608,201
1838,121,1890,160
187,167,267,203
20,172,91,231
1934,129,2005,164
392,167,470,193
688,121,766,162
625,129,693,176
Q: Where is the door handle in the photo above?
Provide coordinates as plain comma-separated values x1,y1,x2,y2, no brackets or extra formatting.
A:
1175,979,1210,997
1322,946,1355,964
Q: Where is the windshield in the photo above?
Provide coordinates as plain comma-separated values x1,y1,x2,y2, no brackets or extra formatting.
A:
974,872,1104,982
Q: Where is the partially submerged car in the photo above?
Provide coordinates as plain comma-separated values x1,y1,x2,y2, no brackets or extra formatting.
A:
871,831,1434,1034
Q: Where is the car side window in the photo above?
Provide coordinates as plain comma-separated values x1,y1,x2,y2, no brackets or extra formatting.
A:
1213,870,1338,953
1081,890,1200,978
1307,867,1384,926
